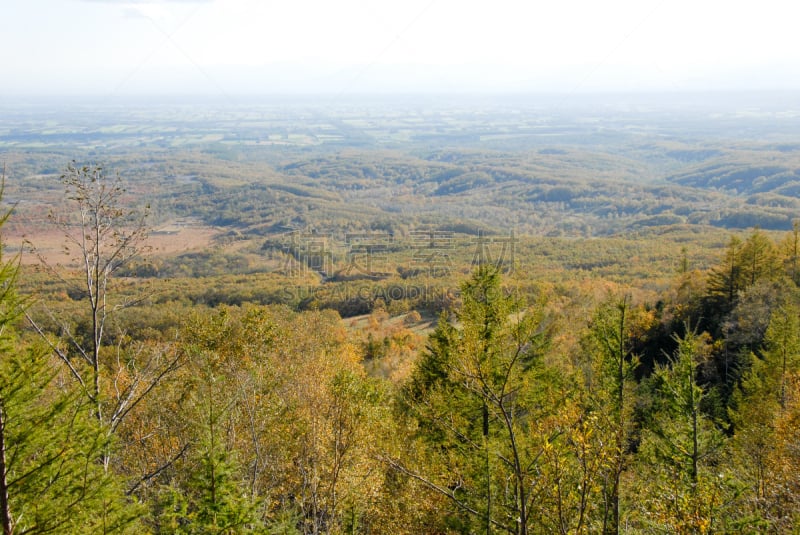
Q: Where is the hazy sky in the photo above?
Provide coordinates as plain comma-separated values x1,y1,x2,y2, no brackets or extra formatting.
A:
2,0,799,96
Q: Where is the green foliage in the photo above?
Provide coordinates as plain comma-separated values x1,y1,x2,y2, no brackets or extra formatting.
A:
149,320,262,534
12,139,800,532
0,347,140,534
401,266,600,535
632,327,738,533
762,303,800,409
0,183,138,534
705,230,782,320
727,302,800,528
142,304,389,534
155,435,261,534
581,297,642,533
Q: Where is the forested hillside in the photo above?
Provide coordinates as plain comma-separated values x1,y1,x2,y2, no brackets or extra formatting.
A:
2,95,800,533
4,94,800,240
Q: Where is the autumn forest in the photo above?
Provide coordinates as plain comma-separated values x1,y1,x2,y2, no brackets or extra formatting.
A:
1,93,800,533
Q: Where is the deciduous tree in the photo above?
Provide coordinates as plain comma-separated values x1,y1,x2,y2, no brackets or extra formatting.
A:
0,172,137,534
28,162,180,471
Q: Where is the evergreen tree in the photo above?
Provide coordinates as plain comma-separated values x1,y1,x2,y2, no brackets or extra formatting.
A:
633,327,737,532
151,368,261,534
739,229,781,288
0,346,138,534
780,220,800,286
706,230,780,330
729,302,800,528
707,236,745,317
581,297,639,534
763,303,800,409
397,267,588,535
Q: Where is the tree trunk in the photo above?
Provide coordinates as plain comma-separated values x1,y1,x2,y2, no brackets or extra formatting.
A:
0,404,14,535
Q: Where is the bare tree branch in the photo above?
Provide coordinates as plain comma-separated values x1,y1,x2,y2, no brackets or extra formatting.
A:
126,441,191,497
378,455,511,533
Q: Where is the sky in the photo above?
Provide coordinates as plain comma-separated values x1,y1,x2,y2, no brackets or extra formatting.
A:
2,0,800,97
